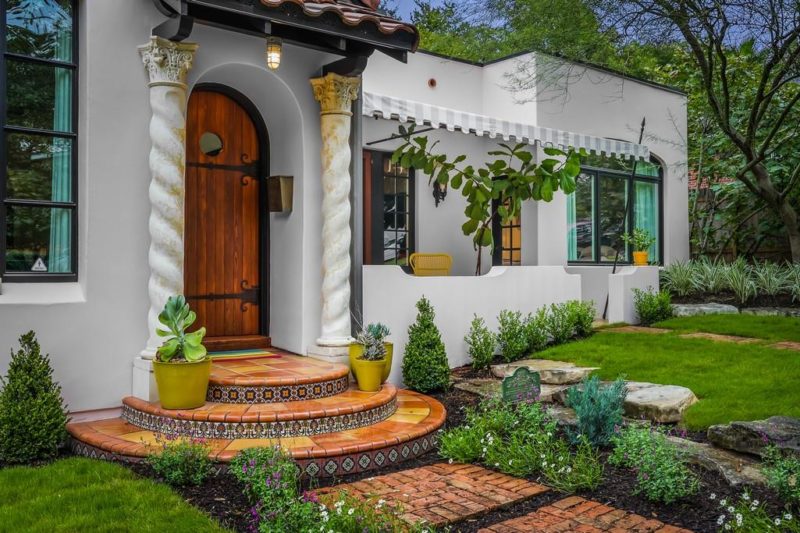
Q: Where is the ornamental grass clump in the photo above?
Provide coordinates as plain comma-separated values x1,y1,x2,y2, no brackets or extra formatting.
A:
465,315,496,370
147,434,212,486
496,310,529,362
402,297,450,393
565,375,626,448
633,287,673,326
660,260,697,297
609,425,698,504
0,331,68,464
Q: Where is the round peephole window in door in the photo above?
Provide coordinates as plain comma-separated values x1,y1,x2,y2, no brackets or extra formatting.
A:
199,132,223,156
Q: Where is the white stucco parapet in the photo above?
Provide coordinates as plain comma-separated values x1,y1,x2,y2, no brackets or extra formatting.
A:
310,73,360,348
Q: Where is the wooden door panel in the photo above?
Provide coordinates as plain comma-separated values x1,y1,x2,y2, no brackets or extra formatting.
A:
185,90,263,341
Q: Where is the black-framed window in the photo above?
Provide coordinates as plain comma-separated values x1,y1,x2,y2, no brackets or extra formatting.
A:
567,155,662,264
364,151,415,266
492,199,521,266
1,0,78,282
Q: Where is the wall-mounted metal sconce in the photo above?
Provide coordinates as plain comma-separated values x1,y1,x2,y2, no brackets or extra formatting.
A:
433,180,447,207
267,175,293,212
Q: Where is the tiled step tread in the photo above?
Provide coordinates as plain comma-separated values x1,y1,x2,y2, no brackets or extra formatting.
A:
210,354,349,387
68,390,444,463
124,384,397,424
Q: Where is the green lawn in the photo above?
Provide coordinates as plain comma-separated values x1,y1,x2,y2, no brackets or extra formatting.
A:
537,328,800,430
0,458,228,533
654,314,800,342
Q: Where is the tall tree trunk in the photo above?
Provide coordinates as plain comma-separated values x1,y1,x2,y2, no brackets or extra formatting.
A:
778,200,800,262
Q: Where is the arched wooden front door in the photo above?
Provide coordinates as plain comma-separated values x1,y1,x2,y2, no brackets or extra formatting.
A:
185,88,269,351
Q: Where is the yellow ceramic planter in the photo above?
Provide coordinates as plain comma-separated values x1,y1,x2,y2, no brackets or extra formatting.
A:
349,342,393,391
350,358,385,392
152,358,212,410
632,251,649,266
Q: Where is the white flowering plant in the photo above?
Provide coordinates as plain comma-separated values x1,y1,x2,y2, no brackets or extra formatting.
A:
439,399,602,492
713,491,798,532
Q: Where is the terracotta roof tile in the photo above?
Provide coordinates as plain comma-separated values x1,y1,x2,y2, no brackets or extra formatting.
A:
260,0,418,50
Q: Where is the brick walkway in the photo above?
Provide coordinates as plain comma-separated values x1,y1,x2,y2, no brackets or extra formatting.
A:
318,463,549,526
477,496,692,532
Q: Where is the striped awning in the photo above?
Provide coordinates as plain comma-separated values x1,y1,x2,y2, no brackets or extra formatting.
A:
363,92,649,160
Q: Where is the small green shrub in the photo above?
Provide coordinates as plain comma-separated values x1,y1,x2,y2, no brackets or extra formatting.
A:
633,287,673,326
545,303,577,345
523,308,549,353
610,426,698,504
496,310,529,362
660,261,697,297
231,445,301,505
0,331,68,464
565,376,626,448
402,297,450,393
567,300,595,338
762,445,800,505
713,491,799,532
465,315,496,370
439,399,602,492
147,436,212,486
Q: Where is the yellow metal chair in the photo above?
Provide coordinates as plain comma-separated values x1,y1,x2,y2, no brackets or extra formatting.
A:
409,253,453,276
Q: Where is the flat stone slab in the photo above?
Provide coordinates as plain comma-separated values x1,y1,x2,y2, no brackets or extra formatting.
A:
318,463,549,527
478,496,692,533
491,359,599,384
672,302,739,317
624,384,698,423
605,325,670,334
708,416,800,458
454,379,501,399
742,307,800,317
679,332,760,344
666,436,766,487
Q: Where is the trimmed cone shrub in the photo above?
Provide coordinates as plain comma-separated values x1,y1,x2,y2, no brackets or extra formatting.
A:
0,331,68,464
402,296,450,393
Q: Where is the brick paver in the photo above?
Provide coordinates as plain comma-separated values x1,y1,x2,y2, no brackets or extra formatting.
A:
317,463,549,527
477,496,693,532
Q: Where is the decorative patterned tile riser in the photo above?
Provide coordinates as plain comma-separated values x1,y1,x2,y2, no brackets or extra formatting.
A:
297,433,439,478
70,433,439,479
206,375,350,403
121,399,397,440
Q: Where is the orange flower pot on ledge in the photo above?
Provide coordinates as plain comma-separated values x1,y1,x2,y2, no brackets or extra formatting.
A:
632,251,649,266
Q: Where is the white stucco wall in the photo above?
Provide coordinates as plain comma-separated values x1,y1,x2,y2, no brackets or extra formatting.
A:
0,0,337,411
362,266,581,380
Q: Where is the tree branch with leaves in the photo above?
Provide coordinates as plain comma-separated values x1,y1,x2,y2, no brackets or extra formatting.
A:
392,125,583,274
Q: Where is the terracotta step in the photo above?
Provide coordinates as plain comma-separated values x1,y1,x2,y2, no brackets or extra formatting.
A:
68,390,445,478
121,384,398,439
207,353,350,403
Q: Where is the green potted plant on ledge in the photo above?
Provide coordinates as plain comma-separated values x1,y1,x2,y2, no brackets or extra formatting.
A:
622,228,657,266
153,295,210,409
349,323,392,392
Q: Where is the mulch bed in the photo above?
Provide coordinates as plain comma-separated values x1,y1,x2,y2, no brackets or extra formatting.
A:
117,385,789,533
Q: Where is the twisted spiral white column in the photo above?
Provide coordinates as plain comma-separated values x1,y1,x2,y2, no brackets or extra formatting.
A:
311,74,361,347
138,37,198,357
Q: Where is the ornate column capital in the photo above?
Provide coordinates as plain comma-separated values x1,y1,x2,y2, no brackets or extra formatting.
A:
310,73,361,116
138,36,198,88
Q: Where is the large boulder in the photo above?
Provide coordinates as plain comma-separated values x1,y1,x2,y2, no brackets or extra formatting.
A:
707,417,800,458
672,303,739,317
624,384,698,423
666,436,766,487
741,307,800,318
491,359,599,385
